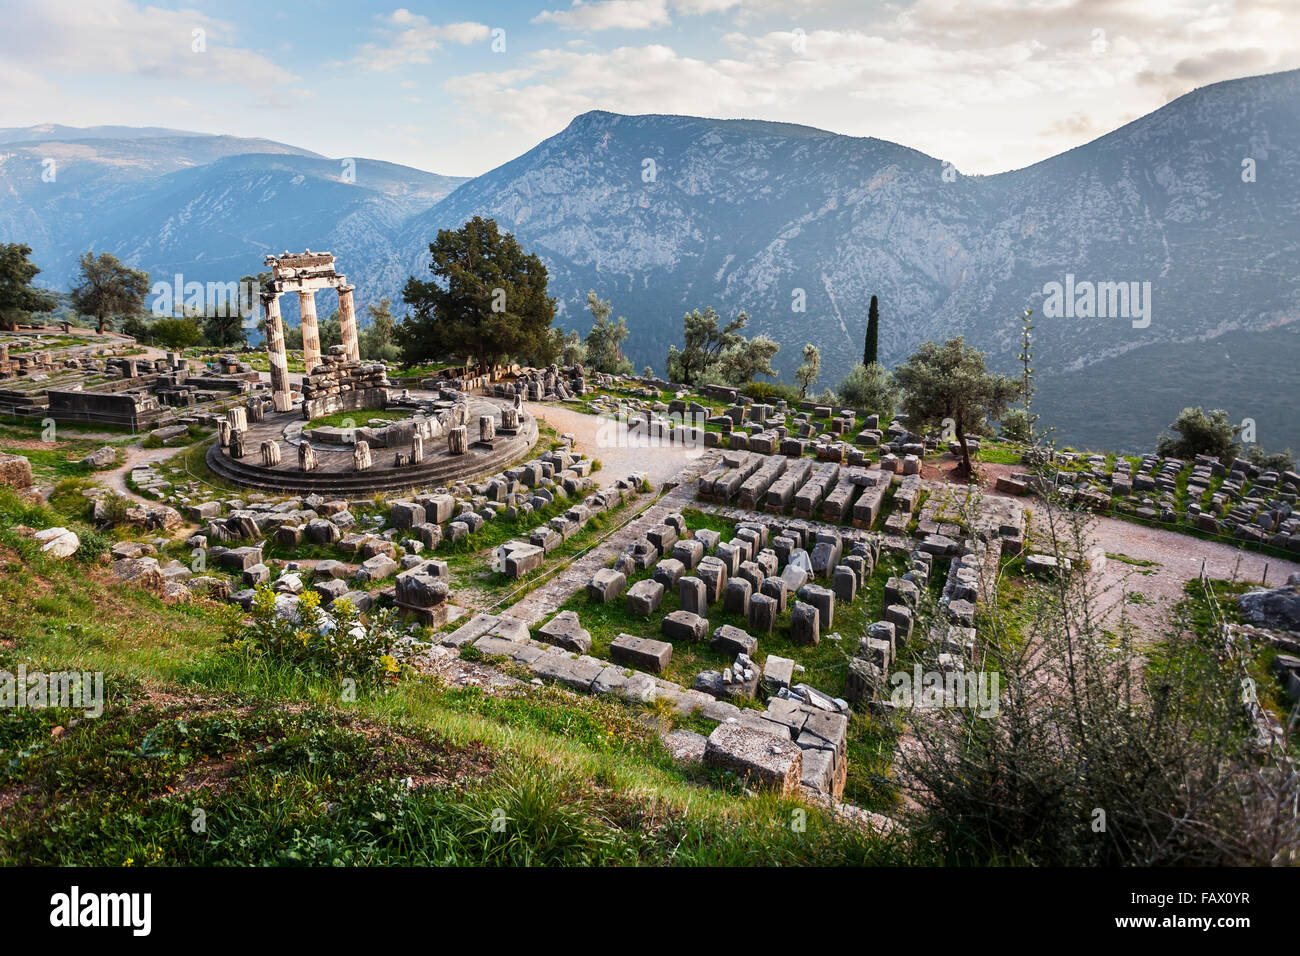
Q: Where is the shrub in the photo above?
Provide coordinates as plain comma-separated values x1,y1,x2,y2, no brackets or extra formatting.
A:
741,380,800,405
810,387,839,408
1245,445,1295,472
1155,407,1240,462
76,529,111,563
899,496,1299,865
98,491,131,527
836,362,898,419
1000,407,1033,443
230,588,413,686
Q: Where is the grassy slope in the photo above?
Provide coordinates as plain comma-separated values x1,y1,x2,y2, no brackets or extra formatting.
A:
0,487,910,865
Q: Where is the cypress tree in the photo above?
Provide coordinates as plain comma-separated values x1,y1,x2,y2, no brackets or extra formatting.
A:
863,294,879,366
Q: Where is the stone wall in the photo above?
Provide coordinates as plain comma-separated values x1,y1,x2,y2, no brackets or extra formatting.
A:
46,388,166,429
301,386,389,422
299,350,390,420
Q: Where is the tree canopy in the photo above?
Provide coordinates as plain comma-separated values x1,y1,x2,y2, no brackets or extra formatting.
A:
360,297,398,362
0,244,57,332
70,252,149,334
894,337,1018,478
150,316,203,351
665,307,778,387
1156,407,1241,463
397,217,556,369
795,343,821,398
1244,444,1295,473
551,327,587,366
202,270,261,348
838,361,898,420
583,292,633,375
863,294,879,366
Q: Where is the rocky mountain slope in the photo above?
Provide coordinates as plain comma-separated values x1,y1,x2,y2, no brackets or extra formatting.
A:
0,128,466,295
3,70,1297,450
403,72,1300,451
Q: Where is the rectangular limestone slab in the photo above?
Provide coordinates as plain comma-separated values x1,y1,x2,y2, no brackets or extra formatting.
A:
610,633,673,673
703,722,803,795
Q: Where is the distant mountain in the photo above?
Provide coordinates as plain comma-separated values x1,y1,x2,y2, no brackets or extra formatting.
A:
0,131,468,325
3,71,1298,451
400,70,1300,451
0,124,209,144
401,109,988,383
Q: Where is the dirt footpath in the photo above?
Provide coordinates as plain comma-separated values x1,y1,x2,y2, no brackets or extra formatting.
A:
525,402,704,491
981,467,1300,633
102,444,186,503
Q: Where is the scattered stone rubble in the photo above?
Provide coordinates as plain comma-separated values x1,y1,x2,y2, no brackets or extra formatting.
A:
484,364,590,403
998,450,1300,553
1,339,259,430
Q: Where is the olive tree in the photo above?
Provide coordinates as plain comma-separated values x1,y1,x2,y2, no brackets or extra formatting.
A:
894,337,1018,478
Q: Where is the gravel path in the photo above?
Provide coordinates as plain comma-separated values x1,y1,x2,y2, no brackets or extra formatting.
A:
524,402,704,491
972,463,1300,631
102,444,183,503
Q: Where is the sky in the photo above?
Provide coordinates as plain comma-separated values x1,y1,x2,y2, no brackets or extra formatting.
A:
1,0,1297,178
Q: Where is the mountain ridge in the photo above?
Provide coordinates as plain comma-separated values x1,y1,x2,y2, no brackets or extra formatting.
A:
3,69,1298,451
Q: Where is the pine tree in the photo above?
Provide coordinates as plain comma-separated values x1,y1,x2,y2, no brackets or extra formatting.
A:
1018,308,1034,410
863,294,879,366
398,217,556,370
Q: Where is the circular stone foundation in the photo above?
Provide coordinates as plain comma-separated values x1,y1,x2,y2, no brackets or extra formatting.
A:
206,393,538,494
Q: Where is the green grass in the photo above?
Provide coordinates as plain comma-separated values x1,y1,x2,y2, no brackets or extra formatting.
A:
2,334,99,352
1106,552,1160,568
976,444,1024,465
304,408,412,430
3,445,94,482
0,697,906,865
235,352,307,374
171,436,246,496
539,531,917,810
141,422,210,449
387,361,463,381
1145,578,1295,747
0,416,138,482
0,486,912,865
442,483,656,602
679,507,738,538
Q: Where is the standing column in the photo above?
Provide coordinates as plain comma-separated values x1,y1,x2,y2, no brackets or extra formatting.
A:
298,289,321,374
263,292,292,412
338,283,361,363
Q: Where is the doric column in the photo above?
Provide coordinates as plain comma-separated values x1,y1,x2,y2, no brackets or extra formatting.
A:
263,292,292,412
338,283,360,362
298,289,321,374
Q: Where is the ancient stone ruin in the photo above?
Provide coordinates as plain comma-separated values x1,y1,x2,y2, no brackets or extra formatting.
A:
261,251,361,412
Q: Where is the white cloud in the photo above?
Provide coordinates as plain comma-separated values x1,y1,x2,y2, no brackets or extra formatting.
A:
0,0,298,91
447,44,780,139
532,0,758,31
672,0,744,13
449,0,1300,174
533,1,673,32
353,10,491,70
